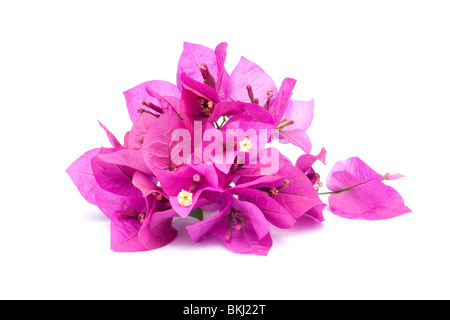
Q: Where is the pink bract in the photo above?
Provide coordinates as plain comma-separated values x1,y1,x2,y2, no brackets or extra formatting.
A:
67,41,410,255
326,157,411,220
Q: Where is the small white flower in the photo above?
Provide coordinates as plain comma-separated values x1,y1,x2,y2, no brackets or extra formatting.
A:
177,189,193,207
239,137,252,152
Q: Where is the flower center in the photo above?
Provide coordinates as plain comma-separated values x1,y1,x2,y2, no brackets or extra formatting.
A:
199,100,214,116
177,189,193,207
313,180,323,190
239,137,252,152
197,97,215,116
176,174,201,206
269,187,279,196
258,180,289,198
307,173,323,190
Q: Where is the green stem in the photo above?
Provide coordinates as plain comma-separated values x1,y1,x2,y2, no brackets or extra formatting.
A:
217,116,227,129
318,186,353,196
318,191,334,195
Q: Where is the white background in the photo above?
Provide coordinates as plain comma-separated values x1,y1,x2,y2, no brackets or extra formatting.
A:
1,0,449,299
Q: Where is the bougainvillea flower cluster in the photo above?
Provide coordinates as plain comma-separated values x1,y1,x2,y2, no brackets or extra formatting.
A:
67,42,411,255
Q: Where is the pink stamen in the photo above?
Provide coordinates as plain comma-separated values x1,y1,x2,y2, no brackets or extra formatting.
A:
247,85,255,104
137,107,160,118
263,90,273,110
188,181,199,193
123,204,141,216
199,63,216,89
138,213,146,224
278,120,295,130
279,180,290,191
116,212,134,220
225,214,234,241
141,101,164,114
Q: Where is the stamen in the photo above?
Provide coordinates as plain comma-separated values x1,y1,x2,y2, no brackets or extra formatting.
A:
314,180,323,190
155,193,163,201
199,100,214,116
197,97,205,105
258,180,289,198
277,120,295,130
137,108,151,114
269,187,279,196
116,212,134,220
225,214,234,241
138,213,146,224
188,181,199,193
123,204,141,216
316,174,323,190
193,174,201,182
137,108,160,118
141,100,164,114
278,180,290,191
246,85,255,104
307,173,323,190
117,205,147,224
138,136,145,144
263,90,274,110
199,64,216,89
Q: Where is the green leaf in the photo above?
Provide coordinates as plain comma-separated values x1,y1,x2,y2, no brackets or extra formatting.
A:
188,208,204,221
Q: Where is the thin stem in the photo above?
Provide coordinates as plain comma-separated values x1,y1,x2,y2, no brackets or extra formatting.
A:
318,191,334,195
318,186,354,195
217,116,227,129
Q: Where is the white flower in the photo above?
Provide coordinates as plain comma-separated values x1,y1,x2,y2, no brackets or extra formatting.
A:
177,189,193,207
239,137,252,152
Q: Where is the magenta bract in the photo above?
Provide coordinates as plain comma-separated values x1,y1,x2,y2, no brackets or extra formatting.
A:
326,157,411,220
67,42,410,255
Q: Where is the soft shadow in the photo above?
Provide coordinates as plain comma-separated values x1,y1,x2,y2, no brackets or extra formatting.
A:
290,214,325,233
82,209,110,222
171,214,326,249
270,214,325,242
170,217,226,250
